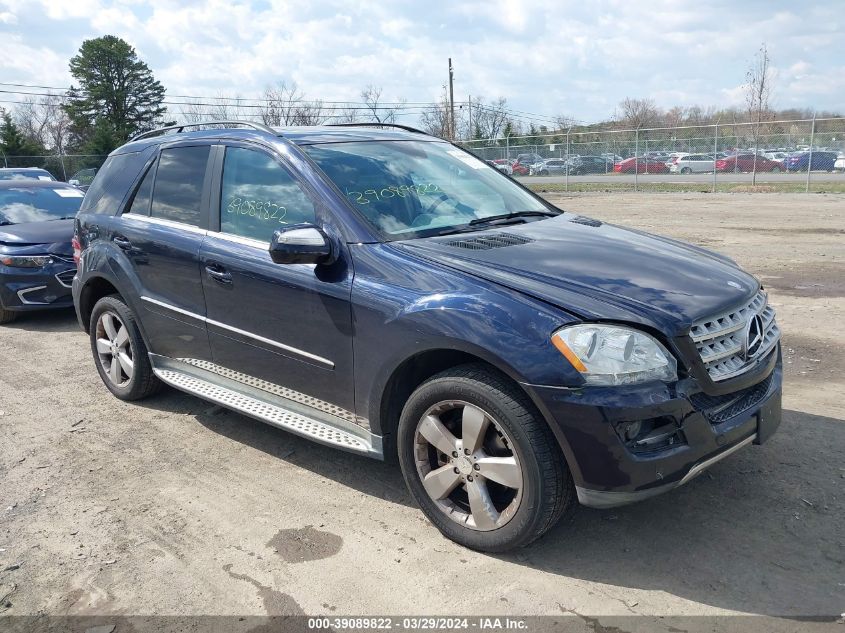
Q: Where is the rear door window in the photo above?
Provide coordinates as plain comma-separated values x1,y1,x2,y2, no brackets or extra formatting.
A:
150,146,210,226
125,161,156,215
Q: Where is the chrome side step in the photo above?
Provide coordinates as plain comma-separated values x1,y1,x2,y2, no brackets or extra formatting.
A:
150,357,383,459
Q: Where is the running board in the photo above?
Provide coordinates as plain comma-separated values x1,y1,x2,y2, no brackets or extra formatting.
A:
150,359,383,459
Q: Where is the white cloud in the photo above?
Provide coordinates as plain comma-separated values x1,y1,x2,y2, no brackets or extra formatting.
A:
0,0,842,124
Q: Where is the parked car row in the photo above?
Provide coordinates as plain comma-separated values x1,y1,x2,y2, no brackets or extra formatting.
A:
484,148,845,177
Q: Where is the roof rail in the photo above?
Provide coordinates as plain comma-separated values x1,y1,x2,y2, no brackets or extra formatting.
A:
326,122,433,137
131,120,278,142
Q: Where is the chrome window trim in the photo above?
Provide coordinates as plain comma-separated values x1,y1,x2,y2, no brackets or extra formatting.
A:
139,295,333,368
121,213,208,236
206,231,269,249
17,285,48,305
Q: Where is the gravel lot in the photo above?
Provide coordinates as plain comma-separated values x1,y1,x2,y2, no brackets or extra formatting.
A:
1,193,843,623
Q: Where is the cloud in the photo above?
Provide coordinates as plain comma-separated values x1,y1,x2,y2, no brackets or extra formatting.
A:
0,0,842,123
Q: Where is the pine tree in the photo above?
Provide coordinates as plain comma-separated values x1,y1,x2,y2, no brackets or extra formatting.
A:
1,112,46,168
63,35,167,154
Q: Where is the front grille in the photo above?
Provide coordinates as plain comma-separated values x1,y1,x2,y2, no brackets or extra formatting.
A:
443,233,533,250
690,290,780,381
55,269,76,288
689,372,774,424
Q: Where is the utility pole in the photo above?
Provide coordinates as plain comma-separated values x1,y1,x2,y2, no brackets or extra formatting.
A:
467,95,472,140
448,58,455,140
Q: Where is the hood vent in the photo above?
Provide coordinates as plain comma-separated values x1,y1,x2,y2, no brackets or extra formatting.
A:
569,215,603,227
443,232,533,250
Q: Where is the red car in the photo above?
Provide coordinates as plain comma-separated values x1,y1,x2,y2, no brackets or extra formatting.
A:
613,157,670,174
715,153,783,173
511,160,531,176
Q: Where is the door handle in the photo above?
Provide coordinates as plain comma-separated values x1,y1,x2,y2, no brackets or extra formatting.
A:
112,236,132,250
205,264,232,284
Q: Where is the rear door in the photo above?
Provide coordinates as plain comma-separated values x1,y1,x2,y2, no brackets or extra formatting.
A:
198,142,357,417
112,142,214,360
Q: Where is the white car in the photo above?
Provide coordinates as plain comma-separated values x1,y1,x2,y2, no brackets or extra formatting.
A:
665,152,690,168
835,154,845,172
487,160,513,175
763,151,790,162
670,154,715,174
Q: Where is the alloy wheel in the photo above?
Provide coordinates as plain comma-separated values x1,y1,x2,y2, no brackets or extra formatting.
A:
414,400,523,531
95,311,134,387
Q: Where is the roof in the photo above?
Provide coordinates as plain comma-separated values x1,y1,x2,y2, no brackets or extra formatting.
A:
0,167,52,172
115,123,437,155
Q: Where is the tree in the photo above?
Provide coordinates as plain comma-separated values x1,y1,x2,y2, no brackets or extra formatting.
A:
360,85,406,124
617,97,661,129
745,43,773,184
1,112,46,168
63,35,167,153
419,88,452,138
259,81,327,126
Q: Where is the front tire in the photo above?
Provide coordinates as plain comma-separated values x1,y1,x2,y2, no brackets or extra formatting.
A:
89,295,160,401
0,306,18,325
397,364,573,552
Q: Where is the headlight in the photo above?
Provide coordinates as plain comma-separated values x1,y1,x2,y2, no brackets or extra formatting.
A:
551,324,677,386
0,255,54,268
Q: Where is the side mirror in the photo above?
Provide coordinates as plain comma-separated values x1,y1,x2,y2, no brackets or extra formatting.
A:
269,223,335,265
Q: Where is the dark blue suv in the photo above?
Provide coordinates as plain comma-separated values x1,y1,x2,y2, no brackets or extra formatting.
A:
72,122,782,551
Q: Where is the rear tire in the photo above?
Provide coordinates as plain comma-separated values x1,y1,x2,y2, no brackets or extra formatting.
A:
397,363,574,552
0,307,18,325
680,167,692,174
89,295,160,401
770,166,781,173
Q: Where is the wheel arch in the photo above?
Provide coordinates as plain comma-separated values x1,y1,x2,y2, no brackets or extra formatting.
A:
77,274,122,334
373,346,576,473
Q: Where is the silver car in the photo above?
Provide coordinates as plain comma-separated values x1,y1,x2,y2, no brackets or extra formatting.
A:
529,158,571,176
670,153,715,174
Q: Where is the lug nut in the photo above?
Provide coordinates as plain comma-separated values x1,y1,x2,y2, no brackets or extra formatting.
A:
467,475,473,482
452,451,458,458
464,448,471,455
473,463,480,470
453,467,459,474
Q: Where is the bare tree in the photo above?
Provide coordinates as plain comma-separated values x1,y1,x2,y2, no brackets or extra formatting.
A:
178,95,253,124
360,85,406,124
473,97,510,140
617,97,661,129
419,89,451,138
260,82,327,126
745,43,773,183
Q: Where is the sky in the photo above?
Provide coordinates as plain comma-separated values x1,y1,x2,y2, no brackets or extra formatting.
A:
0,0,842,127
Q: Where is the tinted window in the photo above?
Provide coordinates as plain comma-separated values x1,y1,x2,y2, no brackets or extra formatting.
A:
220,147,315,242
126,162,156,215
150,146,210,226
0,185,84,224
80,151,147,215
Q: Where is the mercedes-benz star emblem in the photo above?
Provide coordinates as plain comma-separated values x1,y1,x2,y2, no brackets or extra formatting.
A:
745,313,765,359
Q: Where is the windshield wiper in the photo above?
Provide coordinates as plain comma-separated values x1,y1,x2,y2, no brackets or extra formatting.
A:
468,210,558,226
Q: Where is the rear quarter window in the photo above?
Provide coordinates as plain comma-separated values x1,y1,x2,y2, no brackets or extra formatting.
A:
80,150,151,215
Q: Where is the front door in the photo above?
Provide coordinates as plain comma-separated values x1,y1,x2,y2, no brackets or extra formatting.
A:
198,144,357,421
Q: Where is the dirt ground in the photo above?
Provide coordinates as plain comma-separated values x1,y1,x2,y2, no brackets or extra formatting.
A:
0,193,843,623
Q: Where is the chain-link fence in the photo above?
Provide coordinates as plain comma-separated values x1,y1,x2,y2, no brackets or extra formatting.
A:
458,116,845,193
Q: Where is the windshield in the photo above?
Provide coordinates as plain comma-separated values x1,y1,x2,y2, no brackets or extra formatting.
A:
304,140,551,239
0,170,54,181
0,186,84,225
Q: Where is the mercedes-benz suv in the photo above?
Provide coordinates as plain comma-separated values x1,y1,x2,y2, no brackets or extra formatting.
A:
72,122,782,552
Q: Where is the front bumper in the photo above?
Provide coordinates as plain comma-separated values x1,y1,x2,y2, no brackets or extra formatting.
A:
527,347,783,508
0,261,76,312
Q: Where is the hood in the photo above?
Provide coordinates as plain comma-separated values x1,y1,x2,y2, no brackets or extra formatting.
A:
396,215,759,336
0,219,74,248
